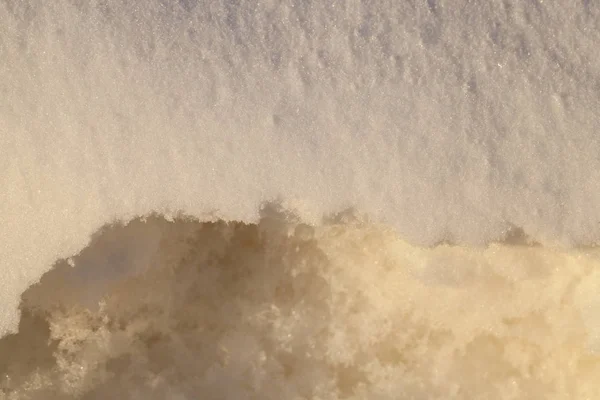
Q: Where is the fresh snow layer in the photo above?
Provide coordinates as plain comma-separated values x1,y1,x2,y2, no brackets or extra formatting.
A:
1,0,600,397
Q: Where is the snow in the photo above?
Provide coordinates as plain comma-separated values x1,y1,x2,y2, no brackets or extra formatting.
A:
1,0,600,397
4,216,600,398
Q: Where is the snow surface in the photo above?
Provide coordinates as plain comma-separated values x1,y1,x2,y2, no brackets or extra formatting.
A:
1,215,600,399
1,0,600,397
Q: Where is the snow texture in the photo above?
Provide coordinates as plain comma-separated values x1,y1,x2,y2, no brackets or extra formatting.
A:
2,215,600,399
1,0,600,397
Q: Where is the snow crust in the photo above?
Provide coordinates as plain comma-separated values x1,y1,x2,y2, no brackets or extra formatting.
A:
1,0,600,396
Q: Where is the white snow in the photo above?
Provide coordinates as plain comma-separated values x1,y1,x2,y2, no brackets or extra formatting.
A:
1,0,600,397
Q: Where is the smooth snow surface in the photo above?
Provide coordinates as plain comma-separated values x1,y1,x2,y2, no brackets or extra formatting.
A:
1,0,600,398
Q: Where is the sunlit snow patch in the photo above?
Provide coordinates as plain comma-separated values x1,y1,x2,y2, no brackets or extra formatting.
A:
1,209,600,399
